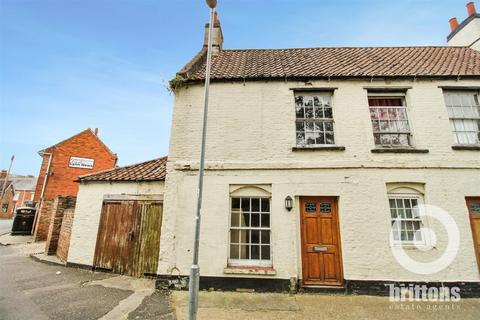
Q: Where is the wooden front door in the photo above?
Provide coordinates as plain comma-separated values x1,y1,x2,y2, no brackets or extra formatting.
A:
94,200,163,277
467,197,480,273
300,196,343,286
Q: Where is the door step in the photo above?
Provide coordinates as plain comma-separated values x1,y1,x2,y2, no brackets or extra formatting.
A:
300,285,346,294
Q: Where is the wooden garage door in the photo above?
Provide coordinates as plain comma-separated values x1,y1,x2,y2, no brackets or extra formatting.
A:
93,200,163,277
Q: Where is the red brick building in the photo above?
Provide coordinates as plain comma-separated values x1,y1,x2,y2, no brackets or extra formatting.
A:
0,172,37,219
33,128,117,240
0,171,15,219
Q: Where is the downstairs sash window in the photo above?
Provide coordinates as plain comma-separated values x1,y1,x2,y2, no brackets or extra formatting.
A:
229,197,271,267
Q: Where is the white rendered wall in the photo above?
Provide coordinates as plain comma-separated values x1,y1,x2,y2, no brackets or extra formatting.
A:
159,78,480,282
68,181,164,266
448,17,480,50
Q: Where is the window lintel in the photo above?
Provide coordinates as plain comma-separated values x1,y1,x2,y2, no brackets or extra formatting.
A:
229,185,272,197
364,86,411,93
386,183,425,195
291,87,337,92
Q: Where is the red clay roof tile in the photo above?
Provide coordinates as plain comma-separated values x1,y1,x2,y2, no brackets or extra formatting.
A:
78,157,167,182
179,47,480,81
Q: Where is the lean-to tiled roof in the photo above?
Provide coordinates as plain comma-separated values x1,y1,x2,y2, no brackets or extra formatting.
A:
78,157,167,182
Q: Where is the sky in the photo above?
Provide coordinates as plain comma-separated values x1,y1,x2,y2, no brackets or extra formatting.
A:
0,0,472,175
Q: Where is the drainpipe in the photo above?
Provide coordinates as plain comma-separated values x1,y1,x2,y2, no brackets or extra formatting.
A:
39,152,53,201
32,152,53,235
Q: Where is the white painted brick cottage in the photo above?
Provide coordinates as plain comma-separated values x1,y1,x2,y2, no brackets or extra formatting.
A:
157,7,480,294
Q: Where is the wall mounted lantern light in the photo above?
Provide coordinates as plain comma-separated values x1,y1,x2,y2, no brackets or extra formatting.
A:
285,196,293,211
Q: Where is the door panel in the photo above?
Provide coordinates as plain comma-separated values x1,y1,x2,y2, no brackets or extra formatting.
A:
300,196,343,286
134,202,163,277
306,218,318,243
307,253,320,279
94,201,136,273
466,197,480,273
321,219,333,243
323,253,336,280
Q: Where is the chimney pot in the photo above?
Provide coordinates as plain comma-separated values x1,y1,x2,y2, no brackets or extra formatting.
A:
467,2,477,16
449,17,459,31
94,128,99,136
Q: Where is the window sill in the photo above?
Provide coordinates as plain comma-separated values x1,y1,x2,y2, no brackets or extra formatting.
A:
391,244,435,250
224,266,277,276
292,146,346,151
452,145,480,151
371,148,429,154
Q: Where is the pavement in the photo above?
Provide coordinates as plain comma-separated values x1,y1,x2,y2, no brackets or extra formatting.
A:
1,237,479,319
0,218,13,235
0,233,34,245
0,241,174,320
171,289,480,320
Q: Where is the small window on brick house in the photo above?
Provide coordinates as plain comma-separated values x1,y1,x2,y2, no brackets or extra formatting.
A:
369,96,411,147
295,93,335,147
443,91,480,145
1,204,7,213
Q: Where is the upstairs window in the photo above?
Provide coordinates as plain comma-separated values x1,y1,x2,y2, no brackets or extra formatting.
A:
369,96,411,147
443,91,480,145
295,93,335,147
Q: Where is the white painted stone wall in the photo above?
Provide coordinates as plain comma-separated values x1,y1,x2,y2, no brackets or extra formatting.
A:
448,17,480,50
68,181,164,266
159,78,480,283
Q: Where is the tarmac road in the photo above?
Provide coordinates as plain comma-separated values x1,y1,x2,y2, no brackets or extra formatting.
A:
0,242,173,320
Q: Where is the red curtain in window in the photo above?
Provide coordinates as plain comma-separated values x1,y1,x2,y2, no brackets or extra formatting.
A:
368,98,402,106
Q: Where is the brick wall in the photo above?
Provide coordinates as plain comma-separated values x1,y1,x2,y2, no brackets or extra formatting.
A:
33,199,54,241
56,207,75,261
45,196,76,255
33,129,117,202
0,185,15,219
15,190,35,208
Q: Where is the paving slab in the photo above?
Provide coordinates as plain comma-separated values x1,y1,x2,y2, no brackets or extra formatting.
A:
30,252,66,266
0,234,34,246
171,290,480,320
128,291,175,320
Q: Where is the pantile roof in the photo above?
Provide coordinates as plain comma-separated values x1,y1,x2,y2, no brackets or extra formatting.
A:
78,157,167,182
177,46,480,82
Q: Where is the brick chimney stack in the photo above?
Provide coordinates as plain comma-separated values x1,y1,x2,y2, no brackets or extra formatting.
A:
449,17,459,31
467,2,477,16
94,128,99,136
204,11,223,54
0,170,7,179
